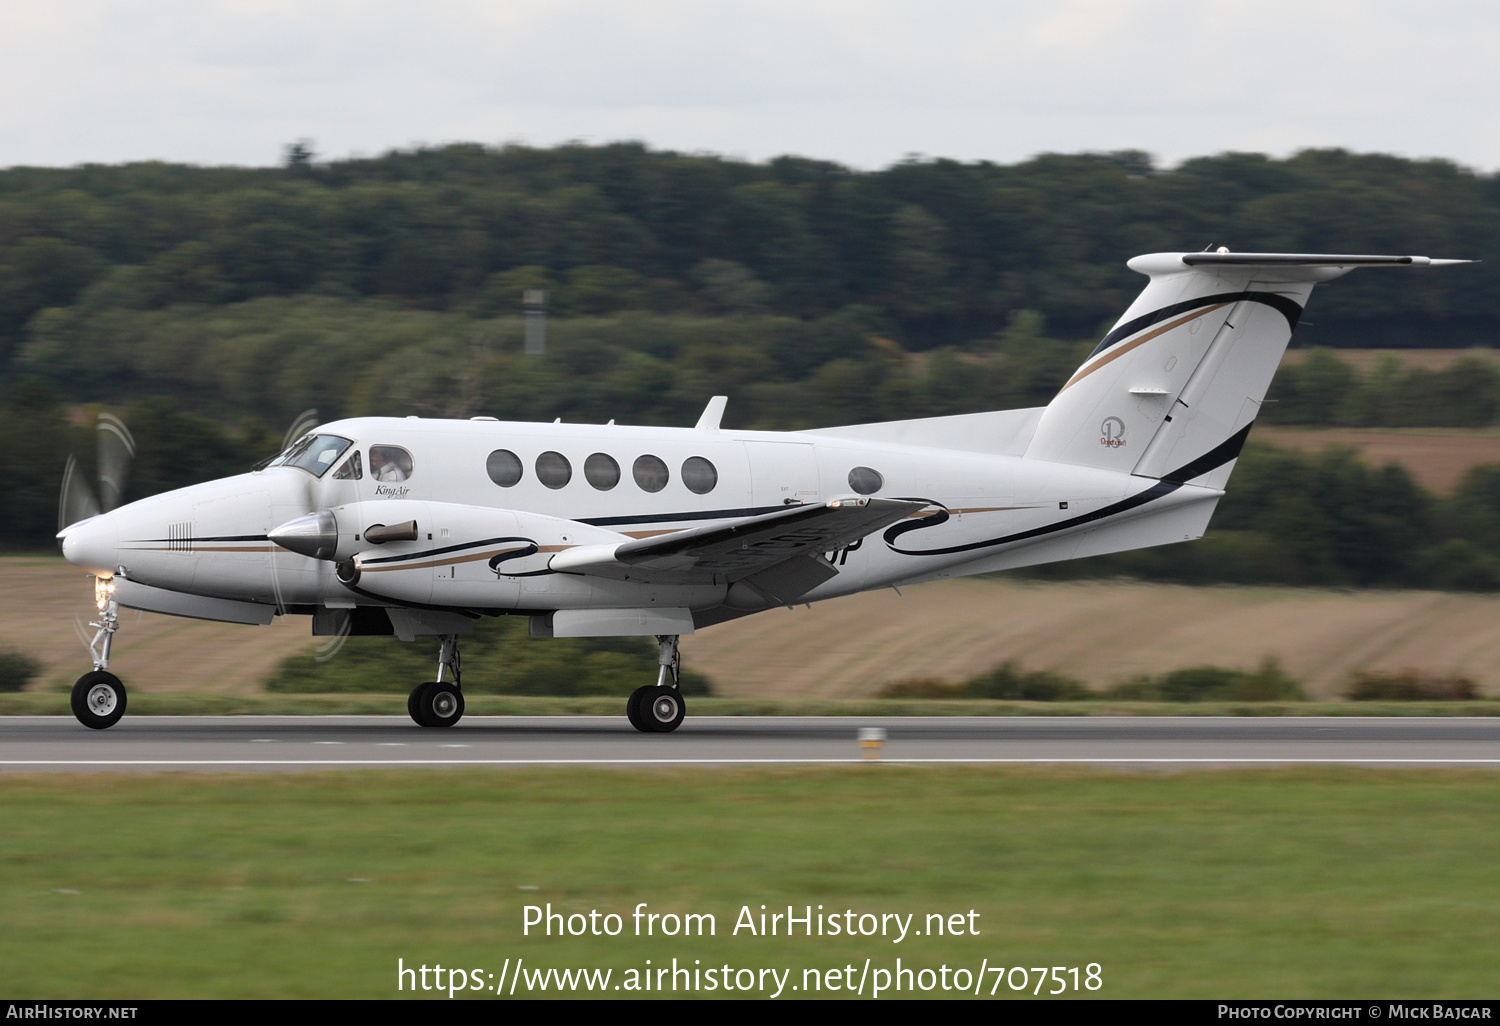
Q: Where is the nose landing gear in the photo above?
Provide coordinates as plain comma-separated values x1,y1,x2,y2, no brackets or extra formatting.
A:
72,575,127,730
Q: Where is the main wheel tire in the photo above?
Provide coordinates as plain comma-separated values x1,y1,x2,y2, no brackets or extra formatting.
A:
642,686,685,733
408,682,435,726
421,683,464,728
71,670,126,730
626,685,652,732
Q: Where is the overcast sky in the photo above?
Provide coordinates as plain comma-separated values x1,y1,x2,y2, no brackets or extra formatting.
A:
3,1,1498,172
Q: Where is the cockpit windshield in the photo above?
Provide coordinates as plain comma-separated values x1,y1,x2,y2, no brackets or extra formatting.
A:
264,434,354,478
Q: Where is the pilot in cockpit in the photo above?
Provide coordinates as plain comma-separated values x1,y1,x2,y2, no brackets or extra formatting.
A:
370,446,411,482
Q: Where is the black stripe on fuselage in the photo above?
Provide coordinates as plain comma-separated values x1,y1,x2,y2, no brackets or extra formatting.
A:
1161,423,1254,484
882,426,1252,558
354,506,797,565
126,534,270,544
883,480,1183,557
1086,291,1303,361
578,504,789,527
357,535,535,567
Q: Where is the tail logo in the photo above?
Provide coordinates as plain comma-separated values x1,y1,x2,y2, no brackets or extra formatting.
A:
1100,417,1127,447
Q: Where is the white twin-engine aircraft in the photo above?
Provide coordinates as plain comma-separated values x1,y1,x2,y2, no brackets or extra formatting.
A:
56,250,1468,731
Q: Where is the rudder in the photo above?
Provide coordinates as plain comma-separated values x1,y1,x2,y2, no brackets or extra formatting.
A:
1023,251,1464,487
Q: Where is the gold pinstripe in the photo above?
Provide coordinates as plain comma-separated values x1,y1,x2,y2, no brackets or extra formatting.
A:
1059,303,1229,393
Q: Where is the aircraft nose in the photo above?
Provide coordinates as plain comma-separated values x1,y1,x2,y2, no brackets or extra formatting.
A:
59,515,120,575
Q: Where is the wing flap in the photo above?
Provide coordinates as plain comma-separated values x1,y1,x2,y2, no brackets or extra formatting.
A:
549,497,923,585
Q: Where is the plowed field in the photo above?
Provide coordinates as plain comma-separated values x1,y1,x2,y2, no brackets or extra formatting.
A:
7,557,1500,700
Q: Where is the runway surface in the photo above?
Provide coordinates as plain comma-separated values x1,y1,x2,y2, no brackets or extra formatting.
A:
4,715,1500,771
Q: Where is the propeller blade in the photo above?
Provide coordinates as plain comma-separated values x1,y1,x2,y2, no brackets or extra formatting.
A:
58,456,102,532
282,409,320,451
96,413,136,513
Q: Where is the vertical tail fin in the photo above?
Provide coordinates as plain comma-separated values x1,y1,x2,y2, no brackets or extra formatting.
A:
1024,252,1467,487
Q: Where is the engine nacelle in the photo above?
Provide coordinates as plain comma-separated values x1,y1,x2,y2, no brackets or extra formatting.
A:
341,500,725,611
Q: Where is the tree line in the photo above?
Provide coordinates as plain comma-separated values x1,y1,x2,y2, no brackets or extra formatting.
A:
1263,349,1500,427
5,141,1500,589
3,143,1497,395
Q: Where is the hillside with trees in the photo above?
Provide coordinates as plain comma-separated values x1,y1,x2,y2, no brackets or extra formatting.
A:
4,142,1500,586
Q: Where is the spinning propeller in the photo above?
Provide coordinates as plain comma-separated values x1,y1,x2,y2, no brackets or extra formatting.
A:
58,414,136,532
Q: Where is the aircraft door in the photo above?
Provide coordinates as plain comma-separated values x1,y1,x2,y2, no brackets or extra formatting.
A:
743,441,821,508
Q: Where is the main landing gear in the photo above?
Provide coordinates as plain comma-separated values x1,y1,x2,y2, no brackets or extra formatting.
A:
72,575,127,729
407,633,464,728
626,635,685,734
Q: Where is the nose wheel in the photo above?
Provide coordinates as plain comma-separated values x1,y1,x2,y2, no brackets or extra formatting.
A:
72,575,127,730
71,670,127,730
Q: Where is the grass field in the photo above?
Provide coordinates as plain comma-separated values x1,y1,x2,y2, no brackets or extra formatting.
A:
10,557,1500,701
3,767,1497,999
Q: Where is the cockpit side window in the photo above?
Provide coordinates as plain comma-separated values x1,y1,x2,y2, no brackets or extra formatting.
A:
332,449,364,480
266,434,354,478
370,445,414,482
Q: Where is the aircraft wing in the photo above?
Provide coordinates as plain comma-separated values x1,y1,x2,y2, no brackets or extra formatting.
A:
550,497,924,603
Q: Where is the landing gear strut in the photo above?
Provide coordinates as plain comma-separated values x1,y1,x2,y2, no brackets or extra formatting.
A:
72,575,126,730
626,634,685,733
408,633,464,728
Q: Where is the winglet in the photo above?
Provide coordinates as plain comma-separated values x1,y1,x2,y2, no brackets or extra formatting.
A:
695,396,728,432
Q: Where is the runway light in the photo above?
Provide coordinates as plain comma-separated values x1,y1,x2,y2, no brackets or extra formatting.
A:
858,726,887,760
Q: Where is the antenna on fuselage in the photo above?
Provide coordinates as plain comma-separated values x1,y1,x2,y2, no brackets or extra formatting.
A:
695,396,728,432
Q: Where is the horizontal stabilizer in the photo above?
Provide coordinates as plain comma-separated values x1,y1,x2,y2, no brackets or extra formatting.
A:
1179,252,1471,268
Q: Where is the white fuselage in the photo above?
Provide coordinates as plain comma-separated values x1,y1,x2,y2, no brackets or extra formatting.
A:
60,414,1222,627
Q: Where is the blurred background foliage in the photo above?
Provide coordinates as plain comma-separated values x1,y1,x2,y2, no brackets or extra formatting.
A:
265,615,712,696
6,142,1500,591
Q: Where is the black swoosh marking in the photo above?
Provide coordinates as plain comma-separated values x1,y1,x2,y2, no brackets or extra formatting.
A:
488,541,553,578
883,481,1183,557
1087,291,1303,361
358,535,534,567
881,427,1250,557
1161,423,1254,484
880,499,950,547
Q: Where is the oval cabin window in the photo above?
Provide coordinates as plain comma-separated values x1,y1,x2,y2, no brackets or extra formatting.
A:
681,456,718,495
633,454,669,493
585,453,621,490
487,449,523,487
848,466,883,495
536,451,572,489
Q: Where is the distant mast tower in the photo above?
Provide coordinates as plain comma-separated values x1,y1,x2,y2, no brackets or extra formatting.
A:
523,289,548,355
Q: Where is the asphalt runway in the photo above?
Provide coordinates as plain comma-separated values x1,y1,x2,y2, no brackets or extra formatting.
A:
4,715,1500,771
